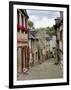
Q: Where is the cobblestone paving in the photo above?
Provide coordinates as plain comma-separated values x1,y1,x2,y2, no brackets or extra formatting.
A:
17,58,63,80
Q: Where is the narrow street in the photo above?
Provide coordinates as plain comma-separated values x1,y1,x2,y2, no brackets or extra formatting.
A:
17,58,63,80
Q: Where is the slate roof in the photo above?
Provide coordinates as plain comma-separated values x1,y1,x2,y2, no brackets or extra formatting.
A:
29,31,38,40
20,9,29,18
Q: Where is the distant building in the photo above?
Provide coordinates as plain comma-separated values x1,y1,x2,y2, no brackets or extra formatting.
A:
29,30,39,66
50,35,56,51
36,30,46,62
45,34,51,59
52,36,56,48
50,40,53,51
36,30,51,61
28,30,51,65
17,9,29,73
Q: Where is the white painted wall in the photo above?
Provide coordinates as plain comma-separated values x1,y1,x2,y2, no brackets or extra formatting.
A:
0,0,71,90
52,35,56,47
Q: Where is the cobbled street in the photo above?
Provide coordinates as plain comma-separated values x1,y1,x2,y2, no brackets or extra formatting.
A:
17,58,63,80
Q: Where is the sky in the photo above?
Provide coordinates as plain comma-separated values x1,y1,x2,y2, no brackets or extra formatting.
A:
27,9,60,28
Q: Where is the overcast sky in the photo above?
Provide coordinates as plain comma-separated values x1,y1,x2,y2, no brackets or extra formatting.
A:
27,9,60,28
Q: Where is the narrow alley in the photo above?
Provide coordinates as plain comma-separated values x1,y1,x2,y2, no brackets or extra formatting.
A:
17,58,63,80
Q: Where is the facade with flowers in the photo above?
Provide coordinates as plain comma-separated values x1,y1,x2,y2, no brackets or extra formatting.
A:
17,9,29,73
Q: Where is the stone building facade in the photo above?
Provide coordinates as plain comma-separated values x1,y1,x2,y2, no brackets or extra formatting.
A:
28,30,51,66
17,9,29,73
29,31,39,66
36,30,51,61
55,11,63,51
54,11,63,64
